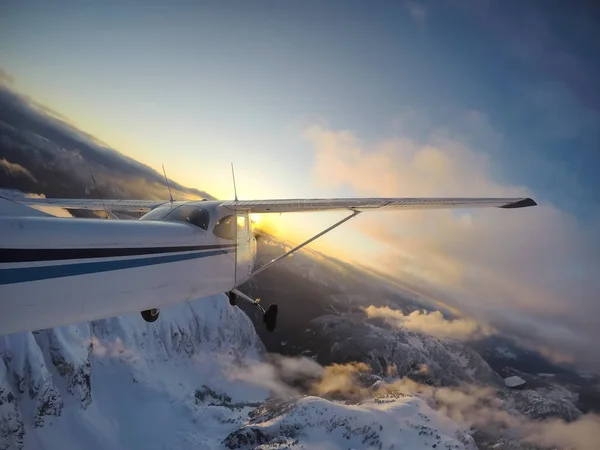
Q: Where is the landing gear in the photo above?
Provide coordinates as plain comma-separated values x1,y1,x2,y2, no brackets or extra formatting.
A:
228,289,279,332
141,308,160,322
227,291,237,306
263,304,278,332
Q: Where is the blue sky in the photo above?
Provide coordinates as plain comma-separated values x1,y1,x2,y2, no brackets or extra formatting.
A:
2,1,600,369
2,0,598,214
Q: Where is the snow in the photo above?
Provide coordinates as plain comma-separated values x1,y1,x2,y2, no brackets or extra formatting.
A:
0,357,24,450
505,383,581,420
225,395,477,450
504,376,526,388
0,295,269,449
0,293,481,450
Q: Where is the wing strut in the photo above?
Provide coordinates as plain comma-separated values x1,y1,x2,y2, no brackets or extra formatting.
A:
241,209,361,284
229,209,361,332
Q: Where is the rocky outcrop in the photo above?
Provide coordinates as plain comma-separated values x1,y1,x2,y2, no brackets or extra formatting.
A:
1,333,64,430
505,384,582,421
0,358,23,450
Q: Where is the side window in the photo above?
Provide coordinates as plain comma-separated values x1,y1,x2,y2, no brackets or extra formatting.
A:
237,215,247,238
187,208,210,230
164,206,210,230
213,215,236,240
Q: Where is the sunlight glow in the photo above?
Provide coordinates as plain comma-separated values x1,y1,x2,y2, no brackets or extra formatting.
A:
250,213,261,225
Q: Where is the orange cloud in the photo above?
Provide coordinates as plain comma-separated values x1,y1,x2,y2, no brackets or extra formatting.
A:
363,306,489,341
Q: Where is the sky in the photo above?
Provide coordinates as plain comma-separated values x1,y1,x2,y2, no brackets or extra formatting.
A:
1,0,600,369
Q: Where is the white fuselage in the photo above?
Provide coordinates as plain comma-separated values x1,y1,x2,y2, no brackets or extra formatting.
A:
0,201,256,335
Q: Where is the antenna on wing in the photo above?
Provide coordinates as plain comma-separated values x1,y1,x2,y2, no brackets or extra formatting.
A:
231,163,238,202
162,164,174,207
87,165,109,219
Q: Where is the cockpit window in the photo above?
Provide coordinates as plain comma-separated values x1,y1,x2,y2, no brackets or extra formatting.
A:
213,215,236,240
164,206,210,230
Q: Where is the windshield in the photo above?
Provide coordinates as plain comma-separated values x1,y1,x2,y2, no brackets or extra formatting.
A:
139,207,171,221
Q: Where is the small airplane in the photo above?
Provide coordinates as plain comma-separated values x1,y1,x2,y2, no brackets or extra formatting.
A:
0,189,536,336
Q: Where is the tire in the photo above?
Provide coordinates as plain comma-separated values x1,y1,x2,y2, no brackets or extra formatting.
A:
263,304,278,332
228,292,237,306
141,308,160,322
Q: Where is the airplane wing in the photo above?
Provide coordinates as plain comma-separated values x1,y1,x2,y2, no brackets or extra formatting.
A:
9,197,168,212
221,197,537,213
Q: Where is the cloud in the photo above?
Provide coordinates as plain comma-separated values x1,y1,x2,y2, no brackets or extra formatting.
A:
232,353,600,450
310,362,371,399
0,158,37,183
0,68,14,85
227,354,323,398
363,306,488,341
90,336,136,359
305,124,600,371
0,83,214,201
383,377,600,450
229,356,376,402
395,379,600,450
520,414,600,450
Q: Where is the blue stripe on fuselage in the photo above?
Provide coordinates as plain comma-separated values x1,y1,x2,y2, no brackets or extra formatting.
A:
0,249,233,285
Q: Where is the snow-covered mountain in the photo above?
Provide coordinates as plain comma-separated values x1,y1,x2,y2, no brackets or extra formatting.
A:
505,384,582,421
0,295,267,449
312,313,503,387
225,395,477,450
0,294,481,450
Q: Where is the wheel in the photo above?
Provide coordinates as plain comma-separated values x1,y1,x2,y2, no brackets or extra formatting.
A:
227,292,237,306
263,304,278,332
141,308,160,322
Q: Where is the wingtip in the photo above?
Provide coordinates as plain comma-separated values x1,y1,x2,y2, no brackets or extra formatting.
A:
500,197,538,209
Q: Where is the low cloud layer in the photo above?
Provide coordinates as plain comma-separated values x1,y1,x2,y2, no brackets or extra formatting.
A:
520,414,600,450
386,377,600,450
311,361,371,398
305,123,600,370
363,305,488,341
232,355,600,450
228,354,324,398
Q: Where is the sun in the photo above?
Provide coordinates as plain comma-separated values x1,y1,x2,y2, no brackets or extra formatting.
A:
250,213,261,225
